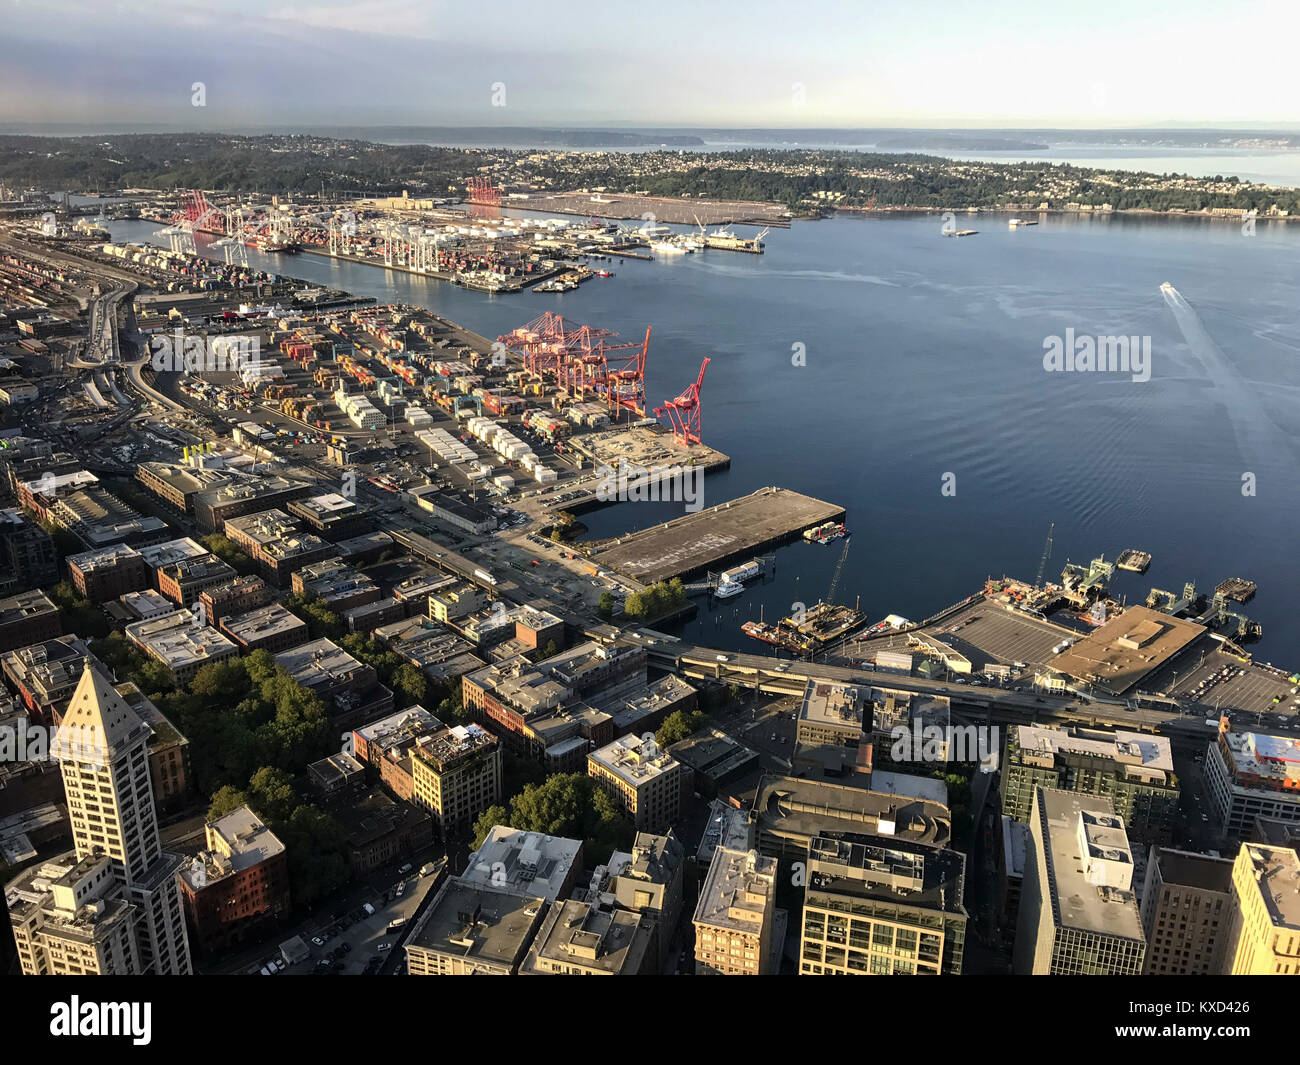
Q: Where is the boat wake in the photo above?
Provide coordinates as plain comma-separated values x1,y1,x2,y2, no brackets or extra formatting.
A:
1159,282,1296,477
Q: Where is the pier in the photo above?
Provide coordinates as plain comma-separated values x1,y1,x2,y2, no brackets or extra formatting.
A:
590,486,844,585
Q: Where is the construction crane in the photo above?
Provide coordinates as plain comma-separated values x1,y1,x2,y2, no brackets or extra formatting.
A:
825,534,852,605
1034,522,1055,590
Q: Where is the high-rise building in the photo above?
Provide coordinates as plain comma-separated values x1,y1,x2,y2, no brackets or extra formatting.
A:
1204,722,1300,839
1139,847,1233,975
1013,788,1146,975
409,723,502,839
588,734,682,832
5,665,192,974
799,832,968,975
692,846,778,975
1221,843,1300,975
1000,724,1179,843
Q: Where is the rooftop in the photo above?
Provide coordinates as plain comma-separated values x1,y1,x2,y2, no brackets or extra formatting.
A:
694,845,777,934
461,826,581,903
1012,723,1175,778
407,879,546,969
1036,788,1144,941
588,733,678,787
1049,605,1205,694
800,679,868,732
1151,847,1233,895
806,832,967,915
1239,843,1300,930
523,898,649,974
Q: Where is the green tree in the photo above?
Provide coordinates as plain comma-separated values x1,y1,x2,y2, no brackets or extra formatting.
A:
49,580,109,639
207,785,249,821
656,708,706,747
247,766,297,824
392,663,428,708
472,805,510,848
597,592,613,619
200,534,258,576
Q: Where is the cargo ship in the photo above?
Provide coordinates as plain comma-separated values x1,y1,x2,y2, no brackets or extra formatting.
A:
702,225,767,254
803,521,847,544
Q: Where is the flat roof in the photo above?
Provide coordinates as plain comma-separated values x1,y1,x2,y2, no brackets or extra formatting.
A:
1036,789,1144,941
1239,844,1300,930
223,602,307,644
407,880,546,968
1152,847,1233,895
462,826,581,903
799,679,867,733
588,733,678,788
1049,605,1205,694
1013,723,1174,776
693,845,777,935
754,773,952,847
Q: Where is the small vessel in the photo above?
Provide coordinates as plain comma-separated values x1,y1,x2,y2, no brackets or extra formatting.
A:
651,240,689,255
1008,218,1038,228
714,580,744,599
742,620,808,653
803,521,847,545
1116,548,1152,573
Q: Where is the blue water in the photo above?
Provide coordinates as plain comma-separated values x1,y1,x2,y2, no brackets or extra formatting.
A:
106,211,1300,656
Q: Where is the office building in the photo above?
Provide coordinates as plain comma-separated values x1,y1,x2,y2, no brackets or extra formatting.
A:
1221,843,1300,975
178,806,290,954
588,734,682,832
461,826,583,903
520,898,654,975
405,879,546,975
1139,847,1233,975
1000,724,1179,843
410,723,502,839
800,832,968,975
65,543,149,603
5,666,192,974
1204,721,1300,838
125,609,239,683
0,589,61,654
1013,788,1145,975
693,846,779,975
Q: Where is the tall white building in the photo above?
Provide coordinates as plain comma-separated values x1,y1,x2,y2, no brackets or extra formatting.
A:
5,664,192,975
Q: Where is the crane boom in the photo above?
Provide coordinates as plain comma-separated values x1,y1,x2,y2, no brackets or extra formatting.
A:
826,535,852,605
1034,522,1055,590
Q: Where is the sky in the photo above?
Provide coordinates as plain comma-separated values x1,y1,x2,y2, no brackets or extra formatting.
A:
2,0,1296,131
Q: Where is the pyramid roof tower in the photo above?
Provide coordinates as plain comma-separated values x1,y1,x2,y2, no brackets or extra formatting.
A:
53,661,152,763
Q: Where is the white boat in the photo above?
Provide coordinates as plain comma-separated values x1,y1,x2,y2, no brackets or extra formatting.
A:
714,580,744,599
651,240,689,255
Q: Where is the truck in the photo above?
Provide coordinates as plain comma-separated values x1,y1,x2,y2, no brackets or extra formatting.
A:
362,902,376,917
473,568,498,586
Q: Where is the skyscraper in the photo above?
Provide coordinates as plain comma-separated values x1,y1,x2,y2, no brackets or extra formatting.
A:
5,664,192,975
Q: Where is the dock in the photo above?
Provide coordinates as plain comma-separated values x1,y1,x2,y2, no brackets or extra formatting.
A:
591,486,845,585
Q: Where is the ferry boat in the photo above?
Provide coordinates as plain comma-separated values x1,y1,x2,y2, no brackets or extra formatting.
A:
714,580,744,599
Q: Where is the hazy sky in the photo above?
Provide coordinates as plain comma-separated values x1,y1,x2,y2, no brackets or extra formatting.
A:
3,0,1295,130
